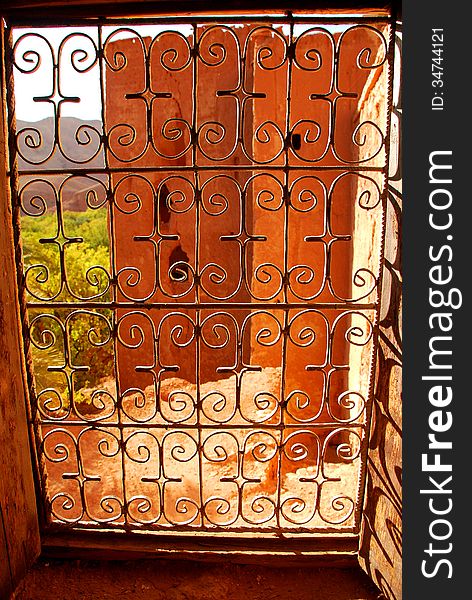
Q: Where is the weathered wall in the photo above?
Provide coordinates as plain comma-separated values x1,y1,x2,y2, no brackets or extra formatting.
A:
0,28,40,599
357,24,402,600
107,27,379,418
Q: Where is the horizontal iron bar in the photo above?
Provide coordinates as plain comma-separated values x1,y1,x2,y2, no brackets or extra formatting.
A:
9,15,393,28
26,301,378,310
15,165,388,176
35,420,367,429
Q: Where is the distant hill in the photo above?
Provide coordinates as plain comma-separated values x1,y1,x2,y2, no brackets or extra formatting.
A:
17,117,104,171
16,117,105,212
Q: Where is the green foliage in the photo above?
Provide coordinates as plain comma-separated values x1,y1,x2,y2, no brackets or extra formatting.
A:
21,209,111,301
23,208,114,411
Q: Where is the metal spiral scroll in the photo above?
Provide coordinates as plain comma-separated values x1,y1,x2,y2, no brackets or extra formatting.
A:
19,171,382,304
13,23,389,169
11,16,393,534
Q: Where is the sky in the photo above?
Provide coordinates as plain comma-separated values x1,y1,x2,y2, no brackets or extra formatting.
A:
13,25,193,122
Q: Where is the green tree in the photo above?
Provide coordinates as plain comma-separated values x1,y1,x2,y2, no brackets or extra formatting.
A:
22,209,114,414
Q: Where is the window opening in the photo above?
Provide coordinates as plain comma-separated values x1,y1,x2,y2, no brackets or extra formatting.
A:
8,12,393,538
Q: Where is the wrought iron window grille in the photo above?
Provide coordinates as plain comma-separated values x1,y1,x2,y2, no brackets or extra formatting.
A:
5,8,396,545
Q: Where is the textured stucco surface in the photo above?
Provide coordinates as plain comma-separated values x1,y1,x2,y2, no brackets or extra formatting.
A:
14,558,381,600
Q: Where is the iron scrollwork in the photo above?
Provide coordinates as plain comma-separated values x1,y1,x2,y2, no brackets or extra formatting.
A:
11,15,393,535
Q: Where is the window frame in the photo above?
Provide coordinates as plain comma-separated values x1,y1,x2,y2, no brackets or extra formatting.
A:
0,1,401,596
